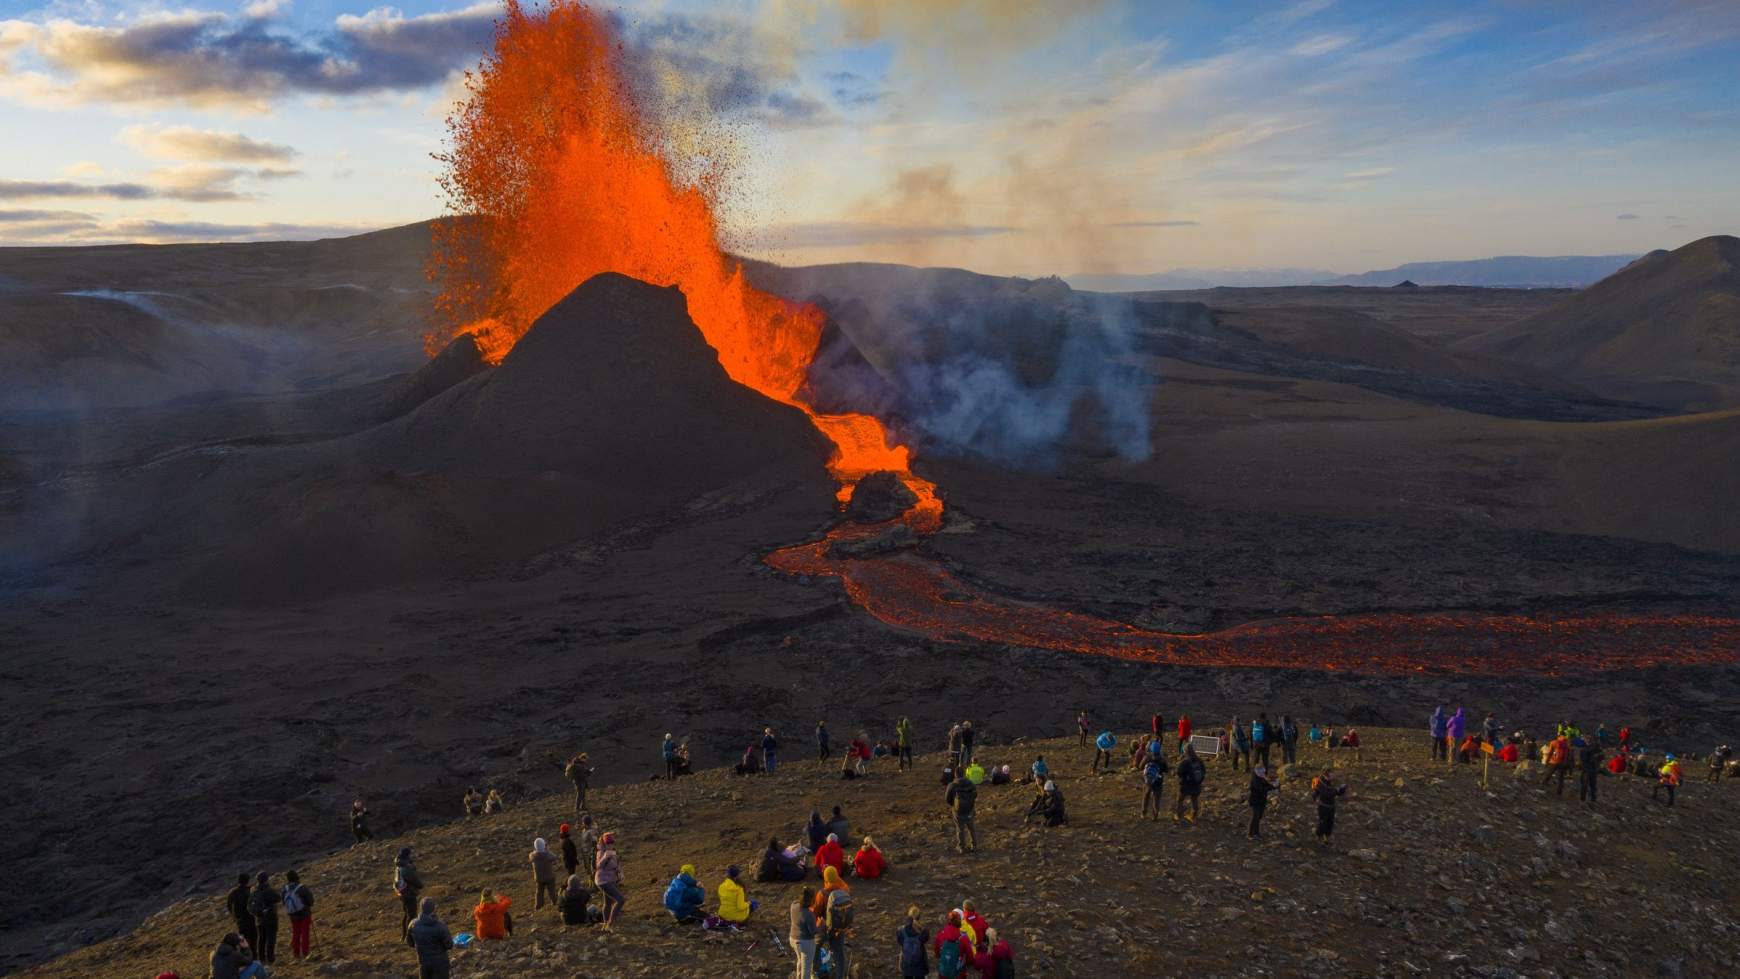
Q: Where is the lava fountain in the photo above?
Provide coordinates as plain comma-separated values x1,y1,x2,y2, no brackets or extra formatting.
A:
427,0,938,520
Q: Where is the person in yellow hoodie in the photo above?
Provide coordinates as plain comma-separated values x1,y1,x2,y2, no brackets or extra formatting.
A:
716,864,757,923
1654,754,1683,806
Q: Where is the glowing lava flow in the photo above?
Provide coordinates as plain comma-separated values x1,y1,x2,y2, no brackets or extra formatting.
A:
426,0,935,514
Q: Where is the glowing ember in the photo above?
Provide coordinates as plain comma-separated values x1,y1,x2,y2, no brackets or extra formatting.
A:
427,0,932,509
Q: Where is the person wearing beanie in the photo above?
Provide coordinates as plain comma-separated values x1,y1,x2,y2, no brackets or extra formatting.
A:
246,872,279,964
530,838,562,911
559,823,579,877
662,863,705,923
559,873,593,926
716,864,756,923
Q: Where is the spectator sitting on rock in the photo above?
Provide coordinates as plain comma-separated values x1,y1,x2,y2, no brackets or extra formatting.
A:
662,864,705,923
1340,728,1363,760
559,874,592,927
806,810,829,851
990,764,1012,785
484,789,504,814
816,834,845,879
716,864,756,923
759,836,808,883
1041,780,1067,826
827,806,851,844
463,787,483,817
736,744,761,776
472,889,513,940
852,836,886,879
208,932,264,979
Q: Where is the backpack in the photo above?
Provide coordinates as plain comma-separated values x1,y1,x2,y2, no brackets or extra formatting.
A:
282,885,306,916
899,927,925,962
1144,761,1163,785
825,890,854,936
938,937,964,977
995,957,1016,979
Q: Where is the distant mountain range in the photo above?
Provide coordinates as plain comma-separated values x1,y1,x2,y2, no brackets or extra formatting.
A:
1069,252,1646,291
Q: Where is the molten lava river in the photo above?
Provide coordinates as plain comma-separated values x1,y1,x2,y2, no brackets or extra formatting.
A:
432,1,1740,679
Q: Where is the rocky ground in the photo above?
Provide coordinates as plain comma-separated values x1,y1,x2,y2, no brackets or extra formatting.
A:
21,729,1739,979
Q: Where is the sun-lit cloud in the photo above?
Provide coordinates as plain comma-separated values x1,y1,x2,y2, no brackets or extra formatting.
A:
119,125,297,163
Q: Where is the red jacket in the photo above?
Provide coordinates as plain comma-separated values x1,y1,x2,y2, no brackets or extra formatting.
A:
815,840,844,876
1178,717,1192,741
1499,743,1520,763
963,910,990,944
1606,753,1627,774
975,940,1013,977
850,739,871,760
1151,714,1163,737
852,847,885,879
934,925,975,965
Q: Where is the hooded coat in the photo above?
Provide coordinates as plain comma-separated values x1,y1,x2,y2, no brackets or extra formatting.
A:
472,895,512,940
852,846,886,879
1448,709,1467,741
1430,707,1448,738
815,839,845,877
716,876,751,922
530,840,561,884
662,872,705,919
405,907,453,967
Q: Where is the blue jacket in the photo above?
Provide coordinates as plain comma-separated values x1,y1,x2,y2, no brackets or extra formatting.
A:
662,873,704,919
1252,720,1268,744
663,739,677,760
1095,731,1116,751
1447,709,1466,740
1430,708,1447,737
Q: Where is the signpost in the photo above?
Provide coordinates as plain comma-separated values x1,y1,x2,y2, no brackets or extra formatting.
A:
1480,740,1494,788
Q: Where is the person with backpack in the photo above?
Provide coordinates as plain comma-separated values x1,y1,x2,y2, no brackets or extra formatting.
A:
282,870,314,960
351,799,371,845
663,864,705,923
393,847,424,936
1030,754,1049,784
1311,769,1348,845
471,889,513,940
1175,743,1206,824
935,910,976,979
1091,730,1116,774
225,874,257,951
1229,717,1251,772
897,717,915,771
530,838,562,912
1281,714,1300,765
1247,765,1279,839
559,874,592,926
945,767,979,853
1542,734,1572,795
762,727,780,773
1654,755,1683,805
1253,713,1273,769
1484,713,1502,750
563,753,592,812
823,875,855,977
976,928,1014,978
790,887,819,979
595,832,625,929
663,733,680,779
1429,706,1448,762
896,905,930,979
404,897,453,979
1142,742,1170,820
247,872,279,965
208,933,265,979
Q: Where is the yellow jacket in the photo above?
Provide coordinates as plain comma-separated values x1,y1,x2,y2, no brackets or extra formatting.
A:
717,877,751,923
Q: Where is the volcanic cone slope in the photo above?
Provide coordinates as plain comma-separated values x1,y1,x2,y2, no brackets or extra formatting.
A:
176,272,834,602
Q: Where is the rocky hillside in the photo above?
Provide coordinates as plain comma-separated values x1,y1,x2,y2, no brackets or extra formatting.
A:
21,728,1739,979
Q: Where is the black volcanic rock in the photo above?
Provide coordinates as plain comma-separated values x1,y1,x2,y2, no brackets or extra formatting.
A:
377,332,487,421
844,470,919,523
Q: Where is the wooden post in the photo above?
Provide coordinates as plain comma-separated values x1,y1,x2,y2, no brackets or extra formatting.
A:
1480,740,1494,789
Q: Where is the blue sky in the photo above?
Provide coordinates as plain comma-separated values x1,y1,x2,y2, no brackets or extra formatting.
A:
0,0,1736,274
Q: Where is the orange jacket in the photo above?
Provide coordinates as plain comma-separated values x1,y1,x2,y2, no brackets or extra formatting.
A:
473,896,512,940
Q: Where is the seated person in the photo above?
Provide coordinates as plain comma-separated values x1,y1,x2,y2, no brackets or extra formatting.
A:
815,834,845,879
558,875,592,926
940,766,956,786
473,889,513,940
1499,741,1521,763
852,836,886,879
662,865,705,923
673,743,693,777
484,789,505,814
715,865,756,923
990,764,1012,785
757,837,808,883
463,787,483,817
826,807,851,845
1339,729,1361,749
735,745,762,776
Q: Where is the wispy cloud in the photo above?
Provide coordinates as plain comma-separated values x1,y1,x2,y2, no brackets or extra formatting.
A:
763,221,1018,248
1616,212,1639,220
120,125,297,163
1109,219,1200,228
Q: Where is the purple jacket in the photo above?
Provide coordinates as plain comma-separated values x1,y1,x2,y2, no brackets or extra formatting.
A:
1430,707,1447,737
1447,709,1466,740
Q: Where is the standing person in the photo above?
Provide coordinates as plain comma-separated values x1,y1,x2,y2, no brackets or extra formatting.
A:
946,767,979,854
948,723,965,769
563,753,593,813
896,717,915,771
817,721,831,761
1150,711,1165,750
935,910,976,979
960,721,976,766
1447,709,1467,764
484,789,504,814
282,870,314,960
559,875,592,927
1230,718,1250,772
351,799,372,845
1619,725,1633,750
1175,744,1206,824
463,787,484,817
559,824,579,878
1311,769,1348,845
248,872,279,965
977,927,1014,978
404,897,453,979
1247,766,1279,839
896,905,930,979
1281,715,1300,766
1708,745,1732,782
595,832,625,929
1077,710,1090,747
663,733,680,779
530,838,562,913
1030,754,1050,784
1542,733,1572,795
1484,713,1502,751
822,874,855,979
1578,740,1609,805
1253,713,1273,769
790,887,818,979
1092,730,1116,774
762,727,780,774
1430,706,1448,762
1178,714,1193,747
393,847,424,936
577,815,599,879
1142,742,1170,820
225,874,257,951
1654,755,1683,806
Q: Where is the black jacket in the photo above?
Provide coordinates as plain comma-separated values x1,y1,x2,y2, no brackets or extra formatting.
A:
405,912,453,967
559,886,592,925
226,884,251,925
1248,774,1277,807
945,778,977,817
1178,756,1207,791
209,941,254,979
248,884,279,921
